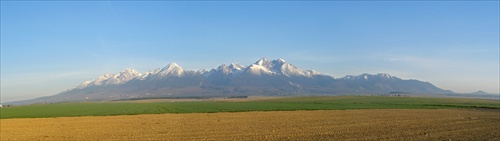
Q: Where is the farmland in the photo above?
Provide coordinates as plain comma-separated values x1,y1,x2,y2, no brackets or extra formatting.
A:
1,96,499,140
1,109,499,140
1,96,498,119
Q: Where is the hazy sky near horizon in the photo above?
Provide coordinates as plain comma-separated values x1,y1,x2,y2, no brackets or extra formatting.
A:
1,1,499,102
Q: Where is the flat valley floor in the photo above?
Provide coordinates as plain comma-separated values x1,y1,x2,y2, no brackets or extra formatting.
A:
1,109,499,140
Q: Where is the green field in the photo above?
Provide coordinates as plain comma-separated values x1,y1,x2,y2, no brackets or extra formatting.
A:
1,96,498,119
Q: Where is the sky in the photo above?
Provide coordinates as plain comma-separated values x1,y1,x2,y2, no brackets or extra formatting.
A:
1,1,499,102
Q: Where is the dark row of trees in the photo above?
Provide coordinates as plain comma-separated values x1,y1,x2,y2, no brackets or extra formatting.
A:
224,96,248,99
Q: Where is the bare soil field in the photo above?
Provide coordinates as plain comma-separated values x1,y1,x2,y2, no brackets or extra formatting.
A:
1,109,499,140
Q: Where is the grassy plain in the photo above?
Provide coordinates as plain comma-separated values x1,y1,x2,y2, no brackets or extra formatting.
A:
1,109,499,140
1,96,498,119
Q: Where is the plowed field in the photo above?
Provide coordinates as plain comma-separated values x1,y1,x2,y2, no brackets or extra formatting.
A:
1,109,499,140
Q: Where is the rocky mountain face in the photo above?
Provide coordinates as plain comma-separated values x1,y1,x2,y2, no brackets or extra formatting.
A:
13,58,454,104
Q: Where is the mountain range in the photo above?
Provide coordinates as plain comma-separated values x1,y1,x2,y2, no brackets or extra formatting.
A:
10,58,454,105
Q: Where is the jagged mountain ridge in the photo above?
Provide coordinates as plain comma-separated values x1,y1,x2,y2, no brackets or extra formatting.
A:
76,58,326,88
14,58,454,104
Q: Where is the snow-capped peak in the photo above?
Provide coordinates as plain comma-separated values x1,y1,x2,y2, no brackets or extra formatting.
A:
277,58,286,63
212,63,247,75
119,68,141,76
109,68,142,83
244,58,322,77
255,57,272,67
245,58,275,75
217,64,230,73
278,62,319,77
229,63,245,70
139,68,160,80
197,69,207,74
75,58,328,89
340,73,399,81
157,62,184,77
163,62,181,70
376,73,394,79
305,70,322,76
75,68,142,89
145,68,161,75
246,64,273,75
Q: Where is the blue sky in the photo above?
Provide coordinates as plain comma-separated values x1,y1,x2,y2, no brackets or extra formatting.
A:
1,1,499,102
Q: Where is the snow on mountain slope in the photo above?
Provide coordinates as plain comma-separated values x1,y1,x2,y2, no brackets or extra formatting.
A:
228,63,246,74
75,58,331,90
13,57,457,105
75,80,93,89
341,73,400,81
74,58,407,91
76,68,142,89
245,58,324,77
246,64,274,75
139,68,160,80
255,58,273,68
75,58,327,89
207,63,247,77
155,63,184,78
108,68,142,84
